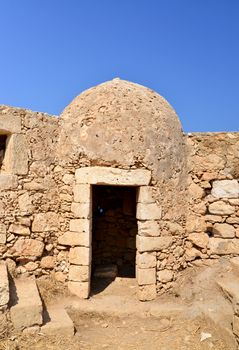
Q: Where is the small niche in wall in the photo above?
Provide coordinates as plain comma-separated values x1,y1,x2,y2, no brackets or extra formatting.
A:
0,134,8,170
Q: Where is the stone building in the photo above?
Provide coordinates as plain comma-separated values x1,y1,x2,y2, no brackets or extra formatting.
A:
0,78,239,301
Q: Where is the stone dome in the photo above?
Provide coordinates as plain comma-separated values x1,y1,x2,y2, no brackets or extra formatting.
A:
59,78,185,179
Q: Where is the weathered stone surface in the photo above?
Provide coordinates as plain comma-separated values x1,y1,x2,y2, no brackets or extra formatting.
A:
0,261,9,306
0,174,18,190
208,201,235,215
137,268,156,285
208,238,239,255
4,134,28,175
186,215,207,233
137,236,173,252
138,284,157,301
9,224,30,236
187,232,209,248
188,182,205,199
40,256,55,269
69,265,90,282
71,202,91,219
0,114,21,133
13,239,44,257
25,262,38,271
136,203,161,220
41,306,74,336
0,223,7,244
157,269,173,283
69,247,91,265
75,167,151,186
58,231,91,247
205,215,224,223
10,278,43,330
212,223,235,238
137,186,155,203
137,220,160,237
69,219,91,233
212,180,239,199
18,192,33,214
73,184,91,203
68,281,89,299
32,212,59,232
233,315,239,338
185,247,202,261
136,252,156,268
226,217,239,224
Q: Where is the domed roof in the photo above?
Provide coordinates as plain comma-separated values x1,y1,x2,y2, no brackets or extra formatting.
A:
59,79,185,179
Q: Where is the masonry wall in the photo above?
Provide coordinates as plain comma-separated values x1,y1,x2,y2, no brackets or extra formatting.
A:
186,132,239,263
0,106,61,278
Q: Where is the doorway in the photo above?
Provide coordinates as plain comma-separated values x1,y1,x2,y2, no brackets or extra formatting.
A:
91,185,137,293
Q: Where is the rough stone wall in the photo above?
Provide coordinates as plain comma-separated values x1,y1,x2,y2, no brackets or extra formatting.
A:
186,132,239,263
0,106,61,278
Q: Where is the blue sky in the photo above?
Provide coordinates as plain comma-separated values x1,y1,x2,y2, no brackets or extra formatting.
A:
0,0,238,132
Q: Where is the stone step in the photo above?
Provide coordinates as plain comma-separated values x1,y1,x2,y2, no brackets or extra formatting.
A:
0,261,9,310
41,306,74,336
10,277,43,330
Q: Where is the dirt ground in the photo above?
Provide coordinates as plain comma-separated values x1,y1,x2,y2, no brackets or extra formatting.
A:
0,258,238,350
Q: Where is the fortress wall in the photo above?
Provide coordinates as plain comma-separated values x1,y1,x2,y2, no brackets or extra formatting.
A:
186,132,239,264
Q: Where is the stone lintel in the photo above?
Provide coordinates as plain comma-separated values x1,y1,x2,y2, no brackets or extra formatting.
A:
75,167,151,186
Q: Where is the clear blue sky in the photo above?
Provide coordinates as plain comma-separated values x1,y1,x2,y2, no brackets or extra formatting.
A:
0,1,238,132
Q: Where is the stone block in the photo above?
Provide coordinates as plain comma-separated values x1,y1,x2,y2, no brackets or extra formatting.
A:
69,265,90,282
136,252,156,268
41,306,74,336
186,215,207,233
9,224,30,236
69,247,91,265
208,238,239,255
75,167,151,186
208,201,235,215
137,220,160,237
40,256,55,269
137,268,156,285
157,269,173,283
212,180,239,199
32,212,59,232
136,203,161,220
58,231,91,247
187,232,209,248
71,202,91,219
10,278,43,330
13,239,44,258
3,134,28,175
18,192,33,214
0,174,18,190
73,184,91,203
0,114,21,133
137,235,172,252
205,215,224,223
0,261,9,306
188,182,205,199
69,219,91,233
137,186,155,203
0,223,6,244
68,281,89,299
212,223,235,238
138,284,157,301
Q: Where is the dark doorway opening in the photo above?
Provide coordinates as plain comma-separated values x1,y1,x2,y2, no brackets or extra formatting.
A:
91,185,137,293
0,135,7,170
